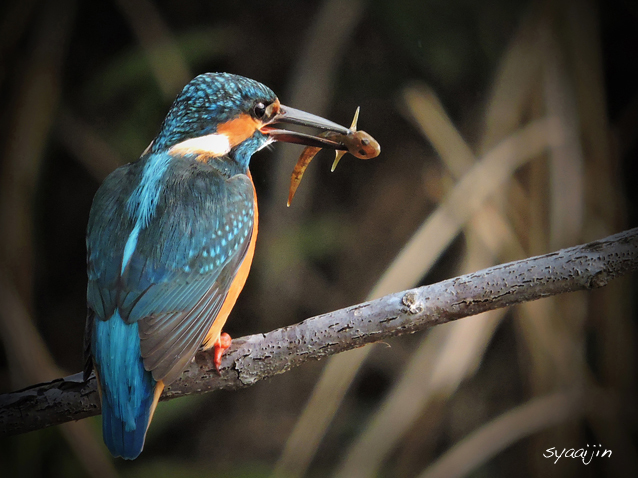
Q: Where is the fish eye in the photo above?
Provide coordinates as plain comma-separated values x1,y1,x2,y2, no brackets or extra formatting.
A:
361,138,370,146
253,102,266,118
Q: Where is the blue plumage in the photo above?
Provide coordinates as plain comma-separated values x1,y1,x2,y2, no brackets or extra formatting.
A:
93,311,155,459
87,154,256,458
86,151,256,385
84,72,351,459
85,73,268,459
152,73,276,154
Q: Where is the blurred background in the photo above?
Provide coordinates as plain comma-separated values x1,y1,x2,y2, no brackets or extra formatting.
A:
0,0,637,476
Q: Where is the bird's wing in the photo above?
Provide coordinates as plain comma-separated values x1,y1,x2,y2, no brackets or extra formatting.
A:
87,159,255,384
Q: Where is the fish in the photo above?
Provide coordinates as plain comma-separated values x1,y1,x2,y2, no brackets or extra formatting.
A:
287,107,380,206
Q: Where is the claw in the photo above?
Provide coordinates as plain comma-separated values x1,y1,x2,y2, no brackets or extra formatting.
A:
212,332,232,374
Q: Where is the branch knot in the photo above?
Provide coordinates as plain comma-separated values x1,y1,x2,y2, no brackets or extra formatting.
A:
402,291,424,314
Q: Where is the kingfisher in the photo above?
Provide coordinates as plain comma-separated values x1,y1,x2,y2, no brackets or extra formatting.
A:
83,72,350,459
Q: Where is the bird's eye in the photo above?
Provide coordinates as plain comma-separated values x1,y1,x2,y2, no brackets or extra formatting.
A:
253,102,266,118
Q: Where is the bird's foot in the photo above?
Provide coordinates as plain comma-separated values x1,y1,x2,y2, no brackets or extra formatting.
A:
213,333,232,374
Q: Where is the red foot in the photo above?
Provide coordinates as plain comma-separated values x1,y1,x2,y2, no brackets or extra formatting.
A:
213,333,232,374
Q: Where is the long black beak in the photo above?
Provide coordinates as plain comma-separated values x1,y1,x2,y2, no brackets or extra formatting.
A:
262,104,350,150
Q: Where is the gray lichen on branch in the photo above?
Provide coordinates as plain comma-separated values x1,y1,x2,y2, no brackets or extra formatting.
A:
1,227,637,436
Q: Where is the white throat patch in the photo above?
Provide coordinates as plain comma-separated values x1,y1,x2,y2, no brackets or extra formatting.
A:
169,133,231,157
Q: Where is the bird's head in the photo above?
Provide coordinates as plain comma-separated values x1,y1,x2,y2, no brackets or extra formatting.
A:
151,72,349,169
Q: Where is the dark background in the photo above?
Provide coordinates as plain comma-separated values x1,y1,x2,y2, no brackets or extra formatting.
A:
0,0,636,477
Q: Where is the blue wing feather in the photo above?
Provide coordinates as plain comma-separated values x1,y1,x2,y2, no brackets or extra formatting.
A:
87,152,255,456
88,154,254,370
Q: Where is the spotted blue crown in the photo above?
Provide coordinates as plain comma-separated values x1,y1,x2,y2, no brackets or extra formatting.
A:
152,73,277,152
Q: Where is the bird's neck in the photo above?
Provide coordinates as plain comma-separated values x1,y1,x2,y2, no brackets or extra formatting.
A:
228,134,271,171
199,137,267,177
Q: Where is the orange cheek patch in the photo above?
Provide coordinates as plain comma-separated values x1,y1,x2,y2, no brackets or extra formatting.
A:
269,99,281,116
217,114,260,148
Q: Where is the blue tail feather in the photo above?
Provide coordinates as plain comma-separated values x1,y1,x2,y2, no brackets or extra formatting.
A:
93,311,156,460
101,391,153,459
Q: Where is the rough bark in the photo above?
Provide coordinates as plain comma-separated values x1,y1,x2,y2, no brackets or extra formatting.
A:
1,227,637,436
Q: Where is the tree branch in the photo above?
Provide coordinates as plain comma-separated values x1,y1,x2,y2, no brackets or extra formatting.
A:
1,228,637,436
